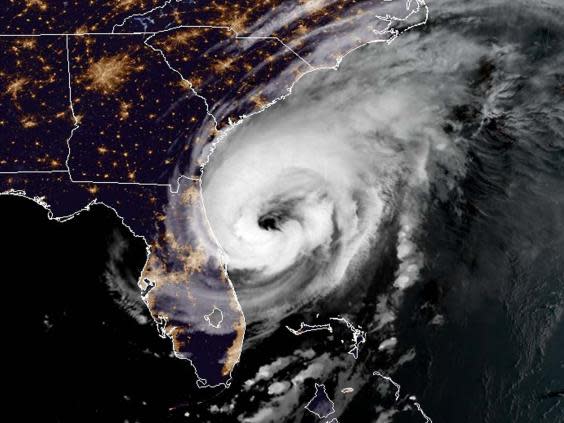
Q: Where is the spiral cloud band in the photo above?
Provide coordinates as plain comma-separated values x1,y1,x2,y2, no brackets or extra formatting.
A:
201,44,464,327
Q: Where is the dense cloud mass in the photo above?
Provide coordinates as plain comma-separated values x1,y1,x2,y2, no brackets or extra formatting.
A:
201,37,467,327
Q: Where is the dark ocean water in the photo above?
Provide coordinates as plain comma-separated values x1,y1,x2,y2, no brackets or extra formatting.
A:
395,115,564,422
411,17,564,418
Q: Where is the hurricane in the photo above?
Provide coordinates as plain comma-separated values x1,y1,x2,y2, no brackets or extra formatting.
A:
201,47,464,330
145,0,564,420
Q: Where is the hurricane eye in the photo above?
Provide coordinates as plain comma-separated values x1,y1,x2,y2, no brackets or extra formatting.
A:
258,213,281,231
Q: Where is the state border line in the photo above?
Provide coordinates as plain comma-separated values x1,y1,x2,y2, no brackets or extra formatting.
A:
0,24,316,186
0,0,429,191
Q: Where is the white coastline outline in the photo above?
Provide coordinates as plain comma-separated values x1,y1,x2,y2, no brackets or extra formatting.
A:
373,370,433,422
286,322,334,336
330,317,367,359
304,383,336,420
286,317,367,359
204,306,225,329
